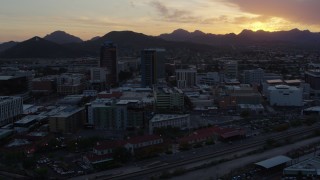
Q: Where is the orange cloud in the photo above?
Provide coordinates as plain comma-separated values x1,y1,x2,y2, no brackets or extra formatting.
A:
226,0,320,25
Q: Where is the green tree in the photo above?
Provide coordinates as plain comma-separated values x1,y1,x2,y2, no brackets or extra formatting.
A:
113,147,131,163
118,71,133,82
179,142,191,151
240,110,250,119
304,115,318,126
184,96,194,111
4,152,25,165
34,167,48,179
205,138,215,145
22,158,36,169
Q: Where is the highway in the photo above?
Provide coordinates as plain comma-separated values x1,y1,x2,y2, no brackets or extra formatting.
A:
73,124,320,180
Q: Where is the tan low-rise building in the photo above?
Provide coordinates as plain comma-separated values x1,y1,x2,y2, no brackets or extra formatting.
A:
49,106,86,133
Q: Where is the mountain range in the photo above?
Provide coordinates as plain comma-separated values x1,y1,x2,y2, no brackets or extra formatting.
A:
0,29,320,58
159,28,320,46
0,36,83,58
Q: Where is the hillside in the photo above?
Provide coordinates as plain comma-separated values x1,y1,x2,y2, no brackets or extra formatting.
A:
0,36,82,58
44,31,83,44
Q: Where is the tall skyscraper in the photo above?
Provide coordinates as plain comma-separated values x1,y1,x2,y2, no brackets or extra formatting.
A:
141,49,165,87
100,41,117,87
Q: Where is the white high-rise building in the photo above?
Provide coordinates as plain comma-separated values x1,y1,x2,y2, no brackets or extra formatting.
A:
90,68,107,83
176,69,197,89
268,85,303,106
224,61,238,80
0,96,23,126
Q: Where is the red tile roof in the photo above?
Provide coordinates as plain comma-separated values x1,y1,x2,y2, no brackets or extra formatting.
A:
93,135,163,151
85,153,113,163
178,126,246,143
178,132,213,144
94,140,126,151
126,135,162,145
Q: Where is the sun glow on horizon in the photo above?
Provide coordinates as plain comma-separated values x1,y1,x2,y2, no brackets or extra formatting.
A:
241,17,293,33
249,22,272,32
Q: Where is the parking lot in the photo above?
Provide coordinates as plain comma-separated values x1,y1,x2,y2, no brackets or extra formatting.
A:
35,154,93,178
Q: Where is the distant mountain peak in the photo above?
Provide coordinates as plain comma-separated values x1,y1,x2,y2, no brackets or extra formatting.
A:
158,29,194,42
239,29,254,35
192,30,205,36
0,36,80,58
32,36,41,41
290,28,301,32
171,29,190,35
90,36,100,41
0,41,19,53
44,31,83,44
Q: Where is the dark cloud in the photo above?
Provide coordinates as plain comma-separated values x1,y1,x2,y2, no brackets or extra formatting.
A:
200,15,276,26
129,1,136,8
226,0,320,25
201,16,230,24
149,1,200,23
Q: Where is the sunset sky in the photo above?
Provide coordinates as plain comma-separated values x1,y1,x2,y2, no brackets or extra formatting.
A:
1,0,320,42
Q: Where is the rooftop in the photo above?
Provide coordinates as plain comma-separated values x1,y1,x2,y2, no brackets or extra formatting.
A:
0,129,13,139
28,132,48,137
120,91,153,102
49,106,84,118
116,100,140,105
178,126,246,143
156,87,183,94
144,48,165,52
284,156,320,175
23,105,43,114
238,104,264,109
91,98,113,105
266,79,283,84
284,79,302,84
274,85,300,90
303,106,320,112
255,155,292,169
6,139,31,148
32,75,57,81
0,96,21,103
176,69,197,73
58,95,84,105
305,70,320,77
151,114,190,123
95,140,126,151
126,134,162,144
94,135,162,150
14,115,39,125
0,76,14,80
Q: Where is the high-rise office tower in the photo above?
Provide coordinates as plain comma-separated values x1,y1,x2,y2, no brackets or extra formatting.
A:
141,49,165,87
243,68,265,85
100,41,117,87
223,60,238,80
